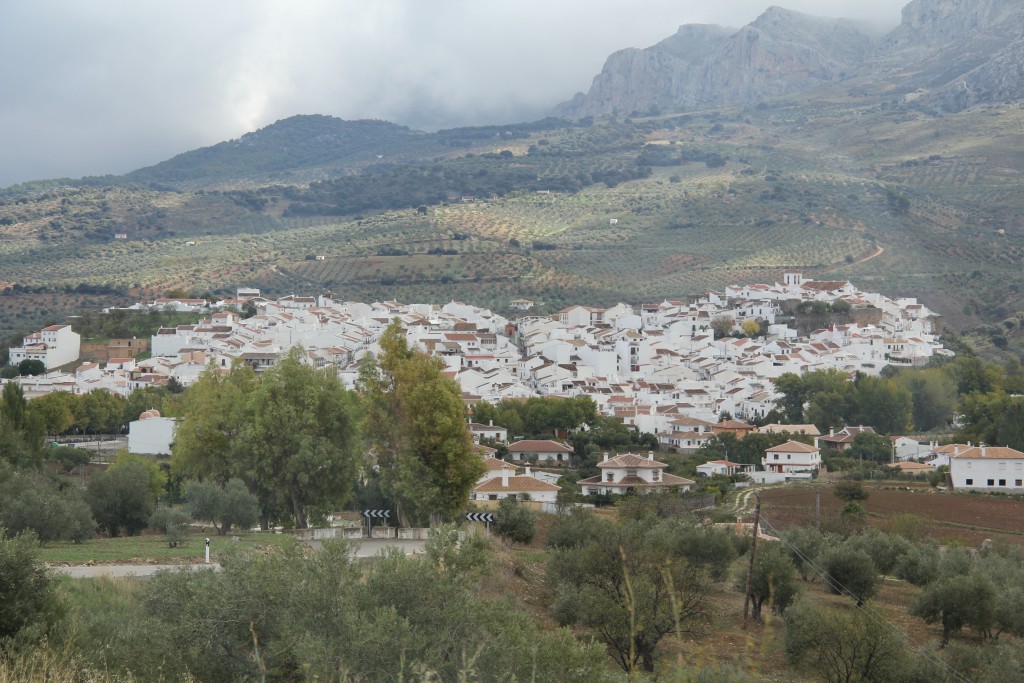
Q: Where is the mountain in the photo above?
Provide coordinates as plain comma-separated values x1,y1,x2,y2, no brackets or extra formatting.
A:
554,0,1024,118
122,115,436,188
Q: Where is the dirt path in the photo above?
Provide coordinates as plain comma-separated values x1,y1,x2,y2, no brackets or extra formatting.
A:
854,244,884,265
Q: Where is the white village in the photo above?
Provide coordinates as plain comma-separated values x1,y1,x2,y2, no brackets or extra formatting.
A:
5,273,1018,496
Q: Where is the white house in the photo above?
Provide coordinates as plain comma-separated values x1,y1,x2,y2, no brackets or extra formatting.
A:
507,439,574,464
762,440,821,473
471,466,560,503
9,325,81,370
696,459,747,477
128,410,177,455
577,452,694,495
467,421,508,444
949,445,1024,491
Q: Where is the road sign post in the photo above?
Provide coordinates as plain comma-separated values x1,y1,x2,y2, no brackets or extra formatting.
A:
204,537,210,564
362,509,391,537
465,512,495,534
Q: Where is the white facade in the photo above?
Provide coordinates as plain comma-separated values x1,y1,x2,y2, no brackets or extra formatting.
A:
577,452,694,495
949,446,1024,491
762,440,821,473
128,414,177,455
9,325,81,370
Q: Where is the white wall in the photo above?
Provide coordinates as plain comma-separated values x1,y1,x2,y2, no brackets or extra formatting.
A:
128,417,177,455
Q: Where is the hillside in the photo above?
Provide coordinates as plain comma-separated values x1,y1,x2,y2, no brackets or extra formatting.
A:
3,1,1024,356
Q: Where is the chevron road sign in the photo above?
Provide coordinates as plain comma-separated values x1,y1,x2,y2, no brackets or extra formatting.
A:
363,509,391,519
465,512,495,523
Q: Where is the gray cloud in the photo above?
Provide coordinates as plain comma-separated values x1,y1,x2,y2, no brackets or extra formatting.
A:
0,0,903,187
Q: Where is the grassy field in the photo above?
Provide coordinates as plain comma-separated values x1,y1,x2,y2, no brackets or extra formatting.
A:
38,529,300,565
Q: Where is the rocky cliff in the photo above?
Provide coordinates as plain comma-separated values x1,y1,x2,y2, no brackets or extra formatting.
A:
554,0,1024,118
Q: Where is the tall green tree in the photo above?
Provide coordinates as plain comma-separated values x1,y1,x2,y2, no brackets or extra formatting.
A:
239,348,361,529
359,322,483,526
893,368,956,432
172,361,258,483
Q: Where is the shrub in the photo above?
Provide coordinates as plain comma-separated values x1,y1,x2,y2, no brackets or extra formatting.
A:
0,473,95,544
149,506,191,547
87,462,155,537
0,531,63,644
493,498,537,545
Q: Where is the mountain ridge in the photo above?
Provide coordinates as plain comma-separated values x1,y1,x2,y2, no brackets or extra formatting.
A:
554,0,1024,118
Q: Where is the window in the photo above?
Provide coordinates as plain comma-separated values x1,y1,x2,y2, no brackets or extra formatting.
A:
787,454,791,460
999,479,1006,487
999,462,1007,471
774,454,779,460
1016,480,1022,487
1017,462,1023,471
606,473,613,482
488,494,498,500
987,479,995,486
966,479,973,485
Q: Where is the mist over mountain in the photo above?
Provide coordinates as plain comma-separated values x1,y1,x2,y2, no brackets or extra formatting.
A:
555,0,1024,118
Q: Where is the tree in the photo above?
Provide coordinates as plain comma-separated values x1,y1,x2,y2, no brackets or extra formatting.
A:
845,432,892,464
75,389,126,434
184,478,259,535
783,526,828,581
784,600,905,682
0,472,95,544
711,315,735,339
0,531,63,643
27,391,77,435
547,515,711,673
110,451,165,504
1,381,27,432
822,546,879,606
833,481,869,503
893,368,956,432
87,461,156,537
848,375,911,435
492,497,537,544
17,359,45,377
239,348,361,529
735,541,800,622
172,362,258,484
910,572,996,645
149,505,191,547
359,322,484,526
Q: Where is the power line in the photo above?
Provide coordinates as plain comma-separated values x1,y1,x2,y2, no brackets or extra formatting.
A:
757,513,974,683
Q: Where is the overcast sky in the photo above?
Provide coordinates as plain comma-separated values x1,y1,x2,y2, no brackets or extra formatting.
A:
0,0,903,188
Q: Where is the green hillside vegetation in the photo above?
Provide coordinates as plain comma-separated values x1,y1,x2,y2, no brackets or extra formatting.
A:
2,99,1024,354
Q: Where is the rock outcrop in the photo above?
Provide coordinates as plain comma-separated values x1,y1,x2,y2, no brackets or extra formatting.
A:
554,0,1024,118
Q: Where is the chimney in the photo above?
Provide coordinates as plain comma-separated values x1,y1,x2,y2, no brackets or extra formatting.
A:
954,445,960,456
525,466,532,477
830,428,835,437
489,419,493,427
648,451,654,461
501,468,510,487
603,452,609,462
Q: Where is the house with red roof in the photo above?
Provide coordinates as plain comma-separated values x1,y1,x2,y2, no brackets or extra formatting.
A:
472,466,560,503
577,452,694,495
507,439,574,465
762,440,821,473
949,445,1024,491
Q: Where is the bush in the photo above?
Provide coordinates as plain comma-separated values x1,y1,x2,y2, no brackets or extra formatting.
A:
493,498,537,545
0,531,63,644
149,506,191,547
0,473,95,544
821,546,879,606
87,462,155,537
184,478,259,534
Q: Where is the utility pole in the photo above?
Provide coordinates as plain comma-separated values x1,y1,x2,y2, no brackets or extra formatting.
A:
742,493,762,622
816,488,821,531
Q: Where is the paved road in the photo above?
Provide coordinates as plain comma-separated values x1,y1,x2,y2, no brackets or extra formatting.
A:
52,538,427,578
53,563,222,578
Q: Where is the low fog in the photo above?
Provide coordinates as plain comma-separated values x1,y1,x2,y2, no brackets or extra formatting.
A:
0,0,902,187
